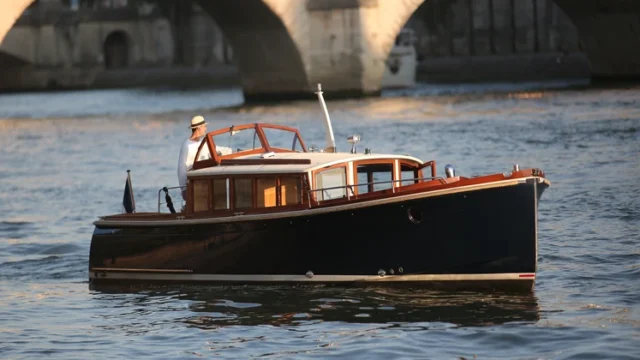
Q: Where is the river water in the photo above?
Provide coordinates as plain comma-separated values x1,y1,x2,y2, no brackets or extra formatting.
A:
0,81,638,359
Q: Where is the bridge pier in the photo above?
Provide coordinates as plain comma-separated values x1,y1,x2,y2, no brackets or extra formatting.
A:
199,0,403,101
555,0,640,80
1,0,640,98
197,0,310,101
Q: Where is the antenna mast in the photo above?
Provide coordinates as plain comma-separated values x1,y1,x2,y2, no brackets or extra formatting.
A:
315,84,336,152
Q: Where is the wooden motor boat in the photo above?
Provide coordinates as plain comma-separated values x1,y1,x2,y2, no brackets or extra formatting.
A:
89,85,550,291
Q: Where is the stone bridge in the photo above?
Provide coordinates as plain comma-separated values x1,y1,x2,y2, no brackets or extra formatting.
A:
1,0,639,100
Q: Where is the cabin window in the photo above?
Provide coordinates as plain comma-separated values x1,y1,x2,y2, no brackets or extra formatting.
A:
315,167,346,201
356,163,393,194
280,177,302,205
193,179,210,212
212,178,229,210
234,178,253,209
400,164,420,186
257,177,277,208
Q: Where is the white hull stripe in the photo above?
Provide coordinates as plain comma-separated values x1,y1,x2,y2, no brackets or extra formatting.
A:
89,271,535,282
95,177,544,227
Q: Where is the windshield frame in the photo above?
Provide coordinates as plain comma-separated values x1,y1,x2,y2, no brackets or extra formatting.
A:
192,123,307,170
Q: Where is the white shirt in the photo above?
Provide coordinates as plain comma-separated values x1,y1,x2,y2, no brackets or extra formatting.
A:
177,136,210,189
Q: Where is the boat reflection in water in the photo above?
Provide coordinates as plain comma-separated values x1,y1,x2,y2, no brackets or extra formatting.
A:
90,284,540,328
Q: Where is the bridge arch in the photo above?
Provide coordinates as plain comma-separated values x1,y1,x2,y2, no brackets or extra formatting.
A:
1,0,639,97
104,30,131,69
0,0,33,49
375,0,640,86
368,0,595,87
0,0,309,100
195,0,309,101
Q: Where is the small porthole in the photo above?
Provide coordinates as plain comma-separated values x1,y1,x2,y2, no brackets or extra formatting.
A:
407,208,423,224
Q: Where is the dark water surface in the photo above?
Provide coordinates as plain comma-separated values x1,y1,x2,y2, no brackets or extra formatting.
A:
0,82,638,359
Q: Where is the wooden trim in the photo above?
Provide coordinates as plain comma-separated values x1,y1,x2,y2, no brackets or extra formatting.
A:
300,175,307,204
296,133,308,153
258,123,303,133
211,177,232,212
310,162,350,202
201,123,309,167
353,158,396,166
206,134,219,165
91,267,193,273
97,173,544,224
235,203,308,215
187,179,193,214
231,177,254,211
352,158,395,196
192,135,218,170
252,177,258,208
275,177,282,206
399,159,422,185
347,161,355,196
394,159,400,188
259,123,308,152
190,178,212,213
206,124,265,164
305,169,548,209
193,138,207,163
279,175,305,206
189,173,309,180
207,179,212,211
255,124,271,153
417,160,437,178
348,162,355,195
194,173,310,212
90,272,535,284
192,158,216,171
303,173,313,204
269,148,301,153
206,123,257,137
220,158,311,166
190,158,433,214
101,176,312,221
229,177,235,211
311,162,350,175
366,172,374,193
215,148,265,160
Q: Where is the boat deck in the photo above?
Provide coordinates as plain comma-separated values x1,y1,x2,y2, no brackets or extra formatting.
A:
96,168,549,225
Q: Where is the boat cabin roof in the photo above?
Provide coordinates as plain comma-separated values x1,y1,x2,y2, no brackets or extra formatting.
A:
189,151,424,176
189,123,424,176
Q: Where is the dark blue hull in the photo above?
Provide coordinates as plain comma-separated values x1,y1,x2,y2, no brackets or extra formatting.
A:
89,179,547,291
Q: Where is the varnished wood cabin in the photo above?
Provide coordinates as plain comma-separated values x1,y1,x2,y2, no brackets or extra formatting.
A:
177,123,441,217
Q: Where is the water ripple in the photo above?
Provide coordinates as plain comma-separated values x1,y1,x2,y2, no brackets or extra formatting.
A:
0,84,638,359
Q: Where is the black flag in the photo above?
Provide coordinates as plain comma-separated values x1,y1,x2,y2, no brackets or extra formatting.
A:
123,170,135,213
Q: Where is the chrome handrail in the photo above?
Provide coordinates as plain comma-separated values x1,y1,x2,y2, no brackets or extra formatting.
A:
307,176,446,202
157,185,186,213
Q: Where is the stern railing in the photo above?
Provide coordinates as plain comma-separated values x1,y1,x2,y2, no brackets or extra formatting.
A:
306,176,446,205
157,185,186,213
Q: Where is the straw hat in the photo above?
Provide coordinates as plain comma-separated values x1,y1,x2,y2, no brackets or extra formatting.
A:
189,115,207,129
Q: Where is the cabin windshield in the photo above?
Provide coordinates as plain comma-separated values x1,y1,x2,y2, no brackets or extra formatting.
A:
212,127,260,156
210,125,305,155
261,127,305,152
192,123,308,170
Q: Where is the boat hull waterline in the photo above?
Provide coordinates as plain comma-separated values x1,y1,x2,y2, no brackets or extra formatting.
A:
89,177,547,291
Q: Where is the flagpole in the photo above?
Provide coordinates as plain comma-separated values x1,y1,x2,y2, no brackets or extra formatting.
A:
128,169,135,213
123,169,136,214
